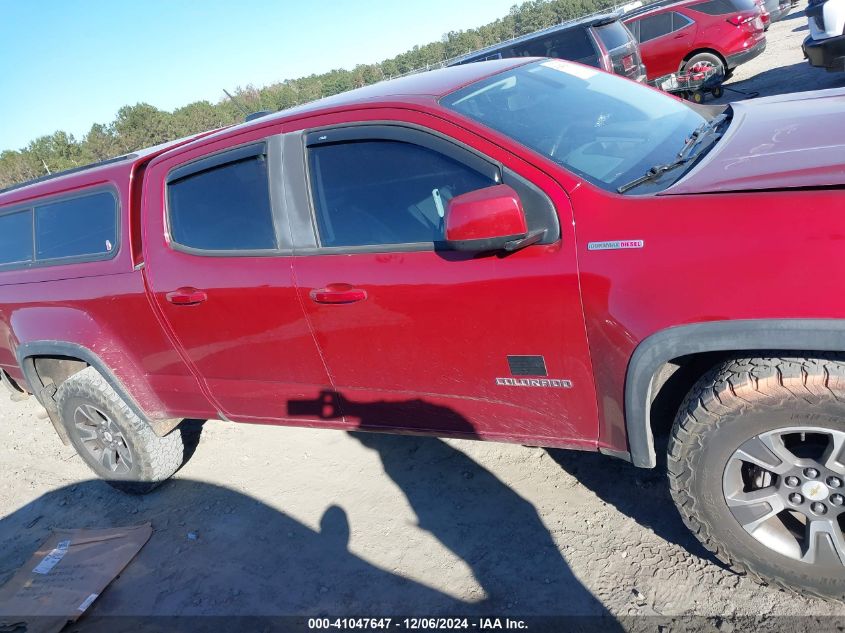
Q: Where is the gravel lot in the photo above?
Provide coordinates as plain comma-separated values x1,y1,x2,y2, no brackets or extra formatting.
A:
2,8,845,630
714,8,845,101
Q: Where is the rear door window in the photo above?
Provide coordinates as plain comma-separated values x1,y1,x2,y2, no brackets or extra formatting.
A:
672,12,694,30
0,210,33,265
35,191,117,260
167,146,276,252
637,13,674,42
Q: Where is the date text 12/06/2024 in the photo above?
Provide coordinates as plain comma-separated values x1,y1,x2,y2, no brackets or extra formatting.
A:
307,618,529,630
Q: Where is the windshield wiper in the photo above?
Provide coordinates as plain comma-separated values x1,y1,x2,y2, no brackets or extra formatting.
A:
617,113,729,194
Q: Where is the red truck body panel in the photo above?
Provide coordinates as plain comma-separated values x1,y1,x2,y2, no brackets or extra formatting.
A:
2,58,844,464
139,105,600,448
665,88,845,193
141,127,334,425
0,134,218,419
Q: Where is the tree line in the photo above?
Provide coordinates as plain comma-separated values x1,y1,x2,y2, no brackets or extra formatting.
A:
0,0,617,190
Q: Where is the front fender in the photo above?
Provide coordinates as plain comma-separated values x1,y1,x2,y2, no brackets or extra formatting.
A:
625,319,845,468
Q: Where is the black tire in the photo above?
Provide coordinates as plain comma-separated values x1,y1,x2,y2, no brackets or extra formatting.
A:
712,86,724,99
691,90,705,104
682,52,726,79
56,367,184,494
669,356,845,600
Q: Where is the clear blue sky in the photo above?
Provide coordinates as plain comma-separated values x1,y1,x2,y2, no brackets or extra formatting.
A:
0,0,518,152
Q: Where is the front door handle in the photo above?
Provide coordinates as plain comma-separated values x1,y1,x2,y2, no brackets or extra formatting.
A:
166,287,208,306
309,283,367,305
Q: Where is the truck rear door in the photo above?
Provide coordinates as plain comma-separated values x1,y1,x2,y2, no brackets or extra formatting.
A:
142,133,335,424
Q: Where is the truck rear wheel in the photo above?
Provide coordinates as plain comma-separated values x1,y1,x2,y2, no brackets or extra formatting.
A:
669,356,845,600
56,367,184,494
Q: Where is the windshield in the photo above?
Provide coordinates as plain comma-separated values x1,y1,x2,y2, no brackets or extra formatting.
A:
440,60,708,194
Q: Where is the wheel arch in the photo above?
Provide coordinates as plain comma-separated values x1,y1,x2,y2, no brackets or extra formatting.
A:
625,319,845,468
16,341,179,443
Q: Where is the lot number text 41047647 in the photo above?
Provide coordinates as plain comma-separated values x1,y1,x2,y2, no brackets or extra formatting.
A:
307,618,529,630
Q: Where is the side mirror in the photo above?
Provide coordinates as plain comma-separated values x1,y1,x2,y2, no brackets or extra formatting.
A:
445,184,531,252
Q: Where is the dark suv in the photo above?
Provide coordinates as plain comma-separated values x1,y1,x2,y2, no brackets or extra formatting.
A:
447,14,647,82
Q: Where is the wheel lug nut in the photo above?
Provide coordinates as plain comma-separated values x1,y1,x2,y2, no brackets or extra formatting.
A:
811,502,828,515
827,476,842,488
804,468,820,479
789,492,804,505
831,494,845,507
785,476,800,487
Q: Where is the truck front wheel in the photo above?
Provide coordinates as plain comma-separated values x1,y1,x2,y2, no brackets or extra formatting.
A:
669,356,845,600
56,366,184,494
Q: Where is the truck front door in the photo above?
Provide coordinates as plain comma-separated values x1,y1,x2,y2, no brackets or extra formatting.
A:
142,133,335,424
287,114,598,446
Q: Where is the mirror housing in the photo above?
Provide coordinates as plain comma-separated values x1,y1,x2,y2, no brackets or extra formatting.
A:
445,184,529,252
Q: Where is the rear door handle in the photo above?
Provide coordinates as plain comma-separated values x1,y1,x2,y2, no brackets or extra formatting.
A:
309,283,367,304
166,287,208,306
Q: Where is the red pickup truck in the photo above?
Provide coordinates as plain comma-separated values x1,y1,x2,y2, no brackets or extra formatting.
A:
2,58,845,600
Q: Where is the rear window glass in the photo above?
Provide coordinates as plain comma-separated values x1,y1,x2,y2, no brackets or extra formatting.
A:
35,191,117,260
0,210,33,265
168,154,276,251
594,22,633,51
692,0,756,14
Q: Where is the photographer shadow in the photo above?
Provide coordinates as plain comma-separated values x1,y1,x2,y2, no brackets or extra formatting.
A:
290,391,621,621
0,393,623,631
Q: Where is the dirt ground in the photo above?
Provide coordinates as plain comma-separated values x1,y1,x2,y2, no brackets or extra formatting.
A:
2,6,845,630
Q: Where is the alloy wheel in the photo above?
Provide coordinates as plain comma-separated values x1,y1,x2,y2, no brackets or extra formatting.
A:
73,404,134,475
723,426,845,568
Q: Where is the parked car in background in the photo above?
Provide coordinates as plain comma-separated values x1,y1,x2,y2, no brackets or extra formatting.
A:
764,0,793,21
448,13,646,82
803,0,845,71
755,0,792,28
755,0,772,29
623,0,766,81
